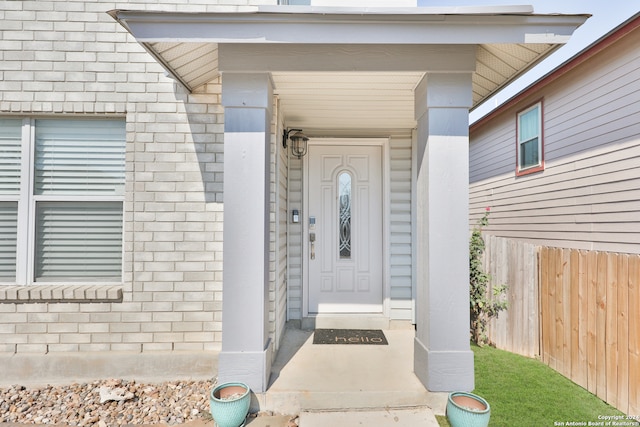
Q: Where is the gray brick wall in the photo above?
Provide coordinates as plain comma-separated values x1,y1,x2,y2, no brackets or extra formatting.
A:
0,0,279,359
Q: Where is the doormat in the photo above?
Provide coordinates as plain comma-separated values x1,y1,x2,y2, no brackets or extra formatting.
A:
313,329,388,345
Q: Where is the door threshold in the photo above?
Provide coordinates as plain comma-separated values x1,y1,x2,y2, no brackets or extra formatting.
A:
302,314,390,331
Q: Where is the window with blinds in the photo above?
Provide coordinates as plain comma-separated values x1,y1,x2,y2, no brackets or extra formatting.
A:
35,202,123,281
516,101,544,176
0,119,22,195
34,120,125,196
0,118,125,284
0,119,22,281
0,202,18,281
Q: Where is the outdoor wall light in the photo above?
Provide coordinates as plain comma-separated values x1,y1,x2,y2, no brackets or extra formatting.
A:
282,128,309,158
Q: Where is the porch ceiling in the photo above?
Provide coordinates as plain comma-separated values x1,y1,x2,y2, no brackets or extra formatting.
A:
111,7,589,131
145,41,556,130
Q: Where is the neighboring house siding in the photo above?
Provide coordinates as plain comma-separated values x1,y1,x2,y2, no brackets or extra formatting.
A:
470,28,640,254
0,0,281,362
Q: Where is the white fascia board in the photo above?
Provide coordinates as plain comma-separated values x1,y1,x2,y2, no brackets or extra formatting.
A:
108,10,589,45
525,33,571,43
217,43,476,73
257,5,535,15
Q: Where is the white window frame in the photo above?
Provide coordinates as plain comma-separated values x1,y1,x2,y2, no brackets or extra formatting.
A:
2,118,125,286
516,101,544,175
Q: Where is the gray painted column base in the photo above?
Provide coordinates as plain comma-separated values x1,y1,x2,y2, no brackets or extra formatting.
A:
414,337,474,392
218,339,273,393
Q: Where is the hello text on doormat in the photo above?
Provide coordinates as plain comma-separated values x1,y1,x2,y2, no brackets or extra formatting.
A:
313,329,388,345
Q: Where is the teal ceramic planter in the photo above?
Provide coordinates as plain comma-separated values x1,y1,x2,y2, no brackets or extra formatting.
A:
209,382,251,427
446,391,491,427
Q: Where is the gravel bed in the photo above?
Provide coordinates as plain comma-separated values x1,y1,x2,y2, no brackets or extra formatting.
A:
0,379,216,425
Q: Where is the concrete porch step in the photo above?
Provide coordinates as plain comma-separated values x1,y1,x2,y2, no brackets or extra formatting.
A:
298,407,440,427
263,388,445,415
258,325,448,417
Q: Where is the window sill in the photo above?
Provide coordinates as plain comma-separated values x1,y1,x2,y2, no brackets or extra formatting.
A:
516,163,544,177
0,285,123,303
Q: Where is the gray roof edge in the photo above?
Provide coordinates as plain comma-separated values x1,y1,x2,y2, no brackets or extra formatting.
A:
109,8,591,26
257,5,535,15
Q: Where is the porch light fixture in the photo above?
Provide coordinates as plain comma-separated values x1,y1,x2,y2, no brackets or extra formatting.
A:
283,128,309,158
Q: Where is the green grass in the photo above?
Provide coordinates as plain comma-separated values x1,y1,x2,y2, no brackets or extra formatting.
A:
436,343,634,426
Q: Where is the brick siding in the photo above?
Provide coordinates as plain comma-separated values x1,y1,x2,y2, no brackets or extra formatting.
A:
0,0,278,357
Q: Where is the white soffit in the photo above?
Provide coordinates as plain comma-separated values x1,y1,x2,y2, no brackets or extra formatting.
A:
110,8,589,126
147,42,219,90
271,72,424,130
141,40,560,110
472,43,552,105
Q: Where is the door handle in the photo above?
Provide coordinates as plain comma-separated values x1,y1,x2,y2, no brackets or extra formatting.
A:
309,232,316,260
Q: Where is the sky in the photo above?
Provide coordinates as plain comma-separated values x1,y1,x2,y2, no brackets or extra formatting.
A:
418,1,640,122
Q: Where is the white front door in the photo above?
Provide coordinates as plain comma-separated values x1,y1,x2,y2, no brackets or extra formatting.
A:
307,143,383,314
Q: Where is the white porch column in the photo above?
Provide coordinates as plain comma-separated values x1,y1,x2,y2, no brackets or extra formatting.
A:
218,73,273,392
413,73,474,391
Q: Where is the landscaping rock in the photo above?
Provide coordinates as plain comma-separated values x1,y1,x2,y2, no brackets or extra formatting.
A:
99,386,135,403
0,379,215,425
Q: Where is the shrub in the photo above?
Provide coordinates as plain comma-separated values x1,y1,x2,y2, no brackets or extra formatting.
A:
469,208,508,346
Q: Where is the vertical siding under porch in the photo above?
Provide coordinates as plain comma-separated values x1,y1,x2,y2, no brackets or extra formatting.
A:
388,134,414,320
275,106,288,351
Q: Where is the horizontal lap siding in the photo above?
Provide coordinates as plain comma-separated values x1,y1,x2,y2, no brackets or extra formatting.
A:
470,30,640,255
389,135,413,320
469,117,514,182
276,116,287,349
287,157,303,320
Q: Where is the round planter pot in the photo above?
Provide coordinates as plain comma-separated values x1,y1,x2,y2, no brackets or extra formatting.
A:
446,391,491,427
209,382,251,427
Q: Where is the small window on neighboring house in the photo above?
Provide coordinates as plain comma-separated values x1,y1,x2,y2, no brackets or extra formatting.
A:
516,101,544,176
0,118,125,285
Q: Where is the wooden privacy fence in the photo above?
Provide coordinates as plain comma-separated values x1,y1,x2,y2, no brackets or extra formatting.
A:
484,236,540,358
540,247,640,415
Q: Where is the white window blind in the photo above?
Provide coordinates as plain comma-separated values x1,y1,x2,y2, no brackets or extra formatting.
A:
35,202,123,281
35,119,126,195
0,202,18,281
0,118,23,195
0,119,21,281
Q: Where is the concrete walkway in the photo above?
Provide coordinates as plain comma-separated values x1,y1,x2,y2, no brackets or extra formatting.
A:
254,322,448,426
298,408,439,426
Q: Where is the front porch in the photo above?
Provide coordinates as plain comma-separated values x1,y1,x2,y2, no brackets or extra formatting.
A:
259,321,447,421
110,5,588,395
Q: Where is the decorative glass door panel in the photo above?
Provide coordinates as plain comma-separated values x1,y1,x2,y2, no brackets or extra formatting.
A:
338,172,352,259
